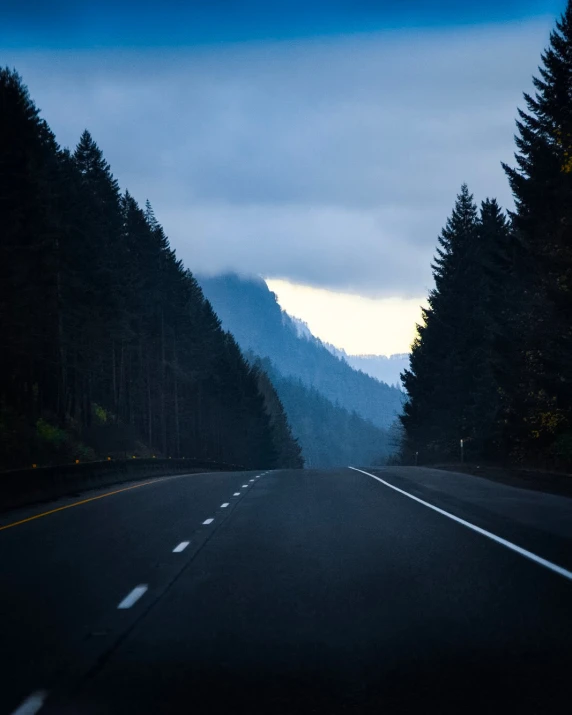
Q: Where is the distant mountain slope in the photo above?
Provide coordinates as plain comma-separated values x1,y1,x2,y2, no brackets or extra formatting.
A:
322,342,410,387
253,356,390,468
197,273,404,429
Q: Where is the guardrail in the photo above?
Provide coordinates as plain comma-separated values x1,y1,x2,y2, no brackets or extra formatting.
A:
0,457,246,513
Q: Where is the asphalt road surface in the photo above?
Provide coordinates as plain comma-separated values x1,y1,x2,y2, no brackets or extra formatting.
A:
1,466,572,714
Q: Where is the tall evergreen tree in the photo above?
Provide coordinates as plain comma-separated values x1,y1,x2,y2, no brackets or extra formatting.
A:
71,130,125,427
0,68,62,462
467,198,515,459
401,184,480,461
501,1,572,463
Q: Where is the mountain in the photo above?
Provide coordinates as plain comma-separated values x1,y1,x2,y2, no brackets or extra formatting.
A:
347,354,409,387
253,356,390,468
322,343,410,388
197,273,405,430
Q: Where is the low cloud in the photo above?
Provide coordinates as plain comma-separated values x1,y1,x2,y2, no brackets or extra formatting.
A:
4,17,555,297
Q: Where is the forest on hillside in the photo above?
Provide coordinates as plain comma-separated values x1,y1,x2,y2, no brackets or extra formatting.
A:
0,69,303,471
400,4,572,470
251,356,391,467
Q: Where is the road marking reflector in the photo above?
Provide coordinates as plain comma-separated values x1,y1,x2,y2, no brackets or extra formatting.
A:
203,518,214,525
10,691,47,715
117,585,148,610
349,467,572,582
173,541,190,553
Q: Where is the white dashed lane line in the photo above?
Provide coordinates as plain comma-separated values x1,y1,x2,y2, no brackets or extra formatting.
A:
11,477,273,715
10,691,47,715
117,585,148,610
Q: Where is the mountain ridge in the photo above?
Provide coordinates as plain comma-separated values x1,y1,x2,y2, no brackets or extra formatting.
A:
287,314,410,387
322,343,409,387
197,273,405,430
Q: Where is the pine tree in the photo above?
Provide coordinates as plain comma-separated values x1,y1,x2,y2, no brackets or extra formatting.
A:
72,130,125,428
0,68,62,458
401,184,480,462
501,1,572,464
464,199,514,459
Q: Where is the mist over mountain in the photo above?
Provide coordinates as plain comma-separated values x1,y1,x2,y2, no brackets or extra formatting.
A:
197,273,404,430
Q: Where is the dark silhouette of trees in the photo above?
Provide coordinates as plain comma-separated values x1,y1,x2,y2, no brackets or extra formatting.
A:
401,1,572,469
0,68,300,470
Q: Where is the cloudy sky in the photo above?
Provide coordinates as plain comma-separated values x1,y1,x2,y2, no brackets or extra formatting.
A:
1,1,565,355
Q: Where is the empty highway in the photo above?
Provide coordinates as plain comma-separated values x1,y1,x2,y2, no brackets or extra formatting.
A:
1,466,572,714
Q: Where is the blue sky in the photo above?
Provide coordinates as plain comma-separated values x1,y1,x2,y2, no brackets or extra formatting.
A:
2,1,565,47
1,1,567,354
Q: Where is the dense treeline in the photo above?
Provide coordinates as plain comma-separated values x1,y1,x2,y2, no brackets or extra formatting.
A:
252,364,304,468
401,3,572,468
0,69,301,470
252,356,391,468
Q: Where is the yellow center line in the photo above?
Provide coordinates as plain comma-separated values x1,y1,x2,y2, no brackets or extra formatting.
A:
0,472,199,532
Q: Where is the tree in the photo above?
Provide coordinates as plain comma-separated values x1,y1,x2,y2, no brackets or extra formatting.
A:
71,130,125,428
501,1,572,464
466,198,515,459
401,184,480,462
0,68,62,454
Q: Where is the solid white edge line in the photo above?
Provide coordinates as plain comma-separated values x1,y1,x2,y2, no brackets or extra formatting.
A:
117,584,148,610
349,466,572,582
10,691,47,715
203,518,214,525
173,541,190,553
221,503,229,508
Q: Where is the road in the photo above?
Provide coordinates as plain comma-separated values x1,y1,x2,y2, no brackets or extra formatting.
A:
1,466,572,714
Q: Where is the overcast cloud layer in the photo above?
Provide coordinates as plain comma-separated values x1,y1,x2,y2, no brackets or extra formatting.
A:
4,18,555,297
